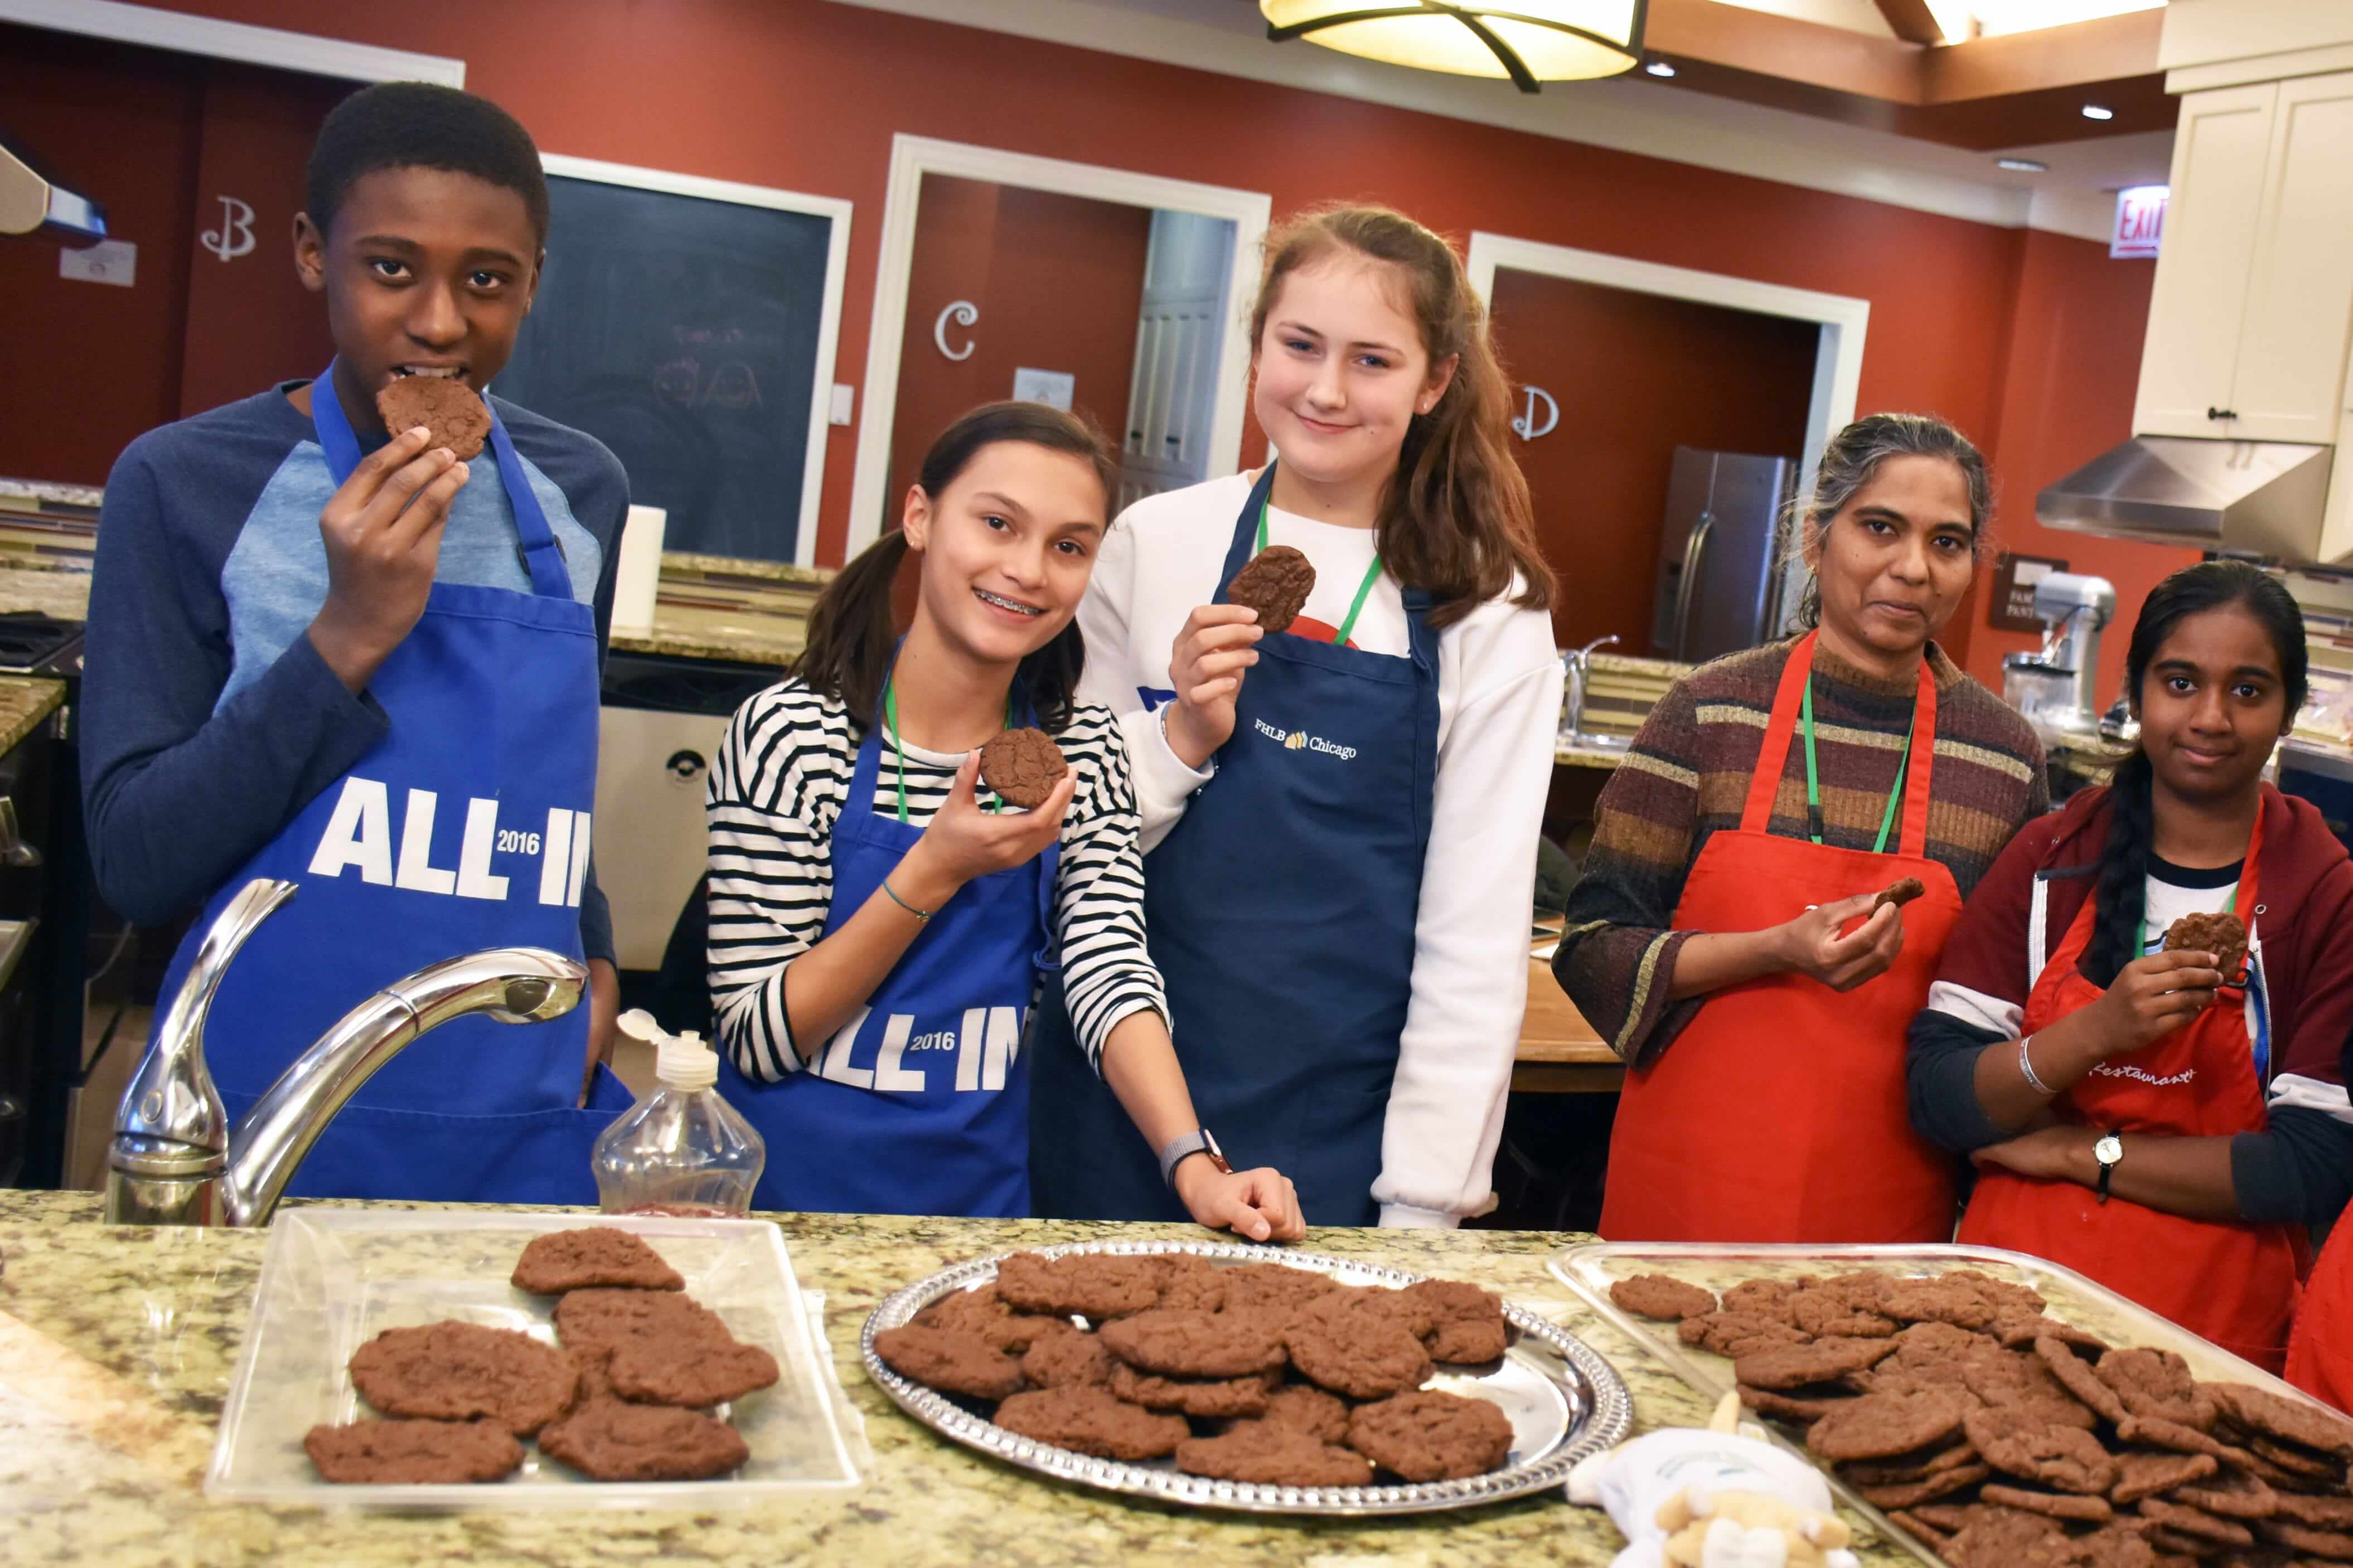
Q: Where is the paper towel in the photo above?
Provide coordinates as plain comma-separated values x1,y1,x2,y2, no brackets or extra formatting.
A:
612,504,666,635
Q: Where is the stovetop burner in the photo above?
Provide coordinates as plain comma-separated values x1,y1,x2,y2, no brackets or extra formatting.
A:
0,611,85,675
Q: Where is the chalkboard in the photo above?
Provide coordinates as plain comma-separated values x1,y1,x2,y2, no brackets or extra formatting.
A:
496,165,841,564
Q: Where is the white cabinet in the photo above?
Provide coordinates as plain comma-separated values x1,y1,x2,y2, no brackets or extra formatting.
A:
2134,72,2353,445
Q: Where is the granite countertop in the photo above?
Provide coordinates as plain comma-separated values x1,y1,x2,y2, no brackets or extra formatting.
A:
0,565,91,622
0,1192,1918,1568
0,678,62,756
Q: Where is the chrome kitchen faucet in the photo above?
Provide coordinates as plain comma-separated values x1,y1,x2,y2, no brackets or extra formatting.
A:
104,877,588,1227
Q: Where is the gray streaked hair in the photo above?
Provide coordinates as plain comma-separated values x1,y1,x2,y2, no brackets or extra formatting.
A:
1788,412,1993,630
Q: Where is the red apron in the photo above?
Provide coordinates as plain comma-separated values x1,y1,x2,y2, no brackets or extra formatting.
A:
1600,633,1963,1244
2288,1211,2353,1411
1957,804,2301,1372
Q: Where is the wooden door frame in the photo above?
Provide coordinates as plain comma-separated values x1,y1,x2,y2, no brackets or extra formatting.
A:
846,134,1270,556
2,0,464,84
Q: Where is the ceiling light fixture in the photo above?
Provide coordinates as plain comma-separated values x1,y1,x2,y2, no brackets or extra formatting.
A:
1259,1,1646,93
2081,104,2115,120
1644,59,1676,77
1996,157,2049,172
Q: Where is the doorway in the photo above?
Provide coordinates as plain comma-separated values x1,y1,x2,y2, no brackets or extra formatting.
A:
848,135,1269,554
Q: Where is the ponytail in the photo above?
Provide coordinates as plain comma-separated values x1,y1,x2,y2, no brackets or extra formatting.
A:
790,400,1109,734
2082,750,2154,987
1248,204,1553,630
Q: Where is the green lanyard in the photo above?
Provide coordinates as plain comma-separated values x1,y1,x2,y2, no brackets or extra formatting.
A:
1257,503,1383,647
1800,678,1914,855
882,678,1013,823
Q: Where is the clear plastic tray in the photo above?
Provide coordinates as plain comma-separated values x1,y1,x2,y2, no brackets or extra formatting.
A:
1550,1242,2341,1567
207,1209,865,1509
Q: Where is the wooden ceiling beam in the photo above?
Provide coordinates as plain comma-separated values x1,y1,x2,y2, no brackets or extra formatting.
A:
1873,0,1949,47
1645,0,1923,103
1921,8,2165,103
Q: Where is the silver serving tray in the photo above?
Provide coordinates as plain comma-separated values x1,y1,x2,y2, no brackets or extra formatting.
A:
860,1239,1633,1516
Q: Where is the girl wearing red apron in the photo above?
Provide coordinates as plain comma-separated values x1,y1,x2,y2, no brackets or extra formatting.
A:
1910,562,2353,1373
1561,415,2048,1243
2290,1206,2353,1411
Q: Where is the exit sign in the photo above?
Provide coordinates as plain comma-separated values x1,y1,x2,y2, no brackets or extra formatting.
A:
2112,185,2167,259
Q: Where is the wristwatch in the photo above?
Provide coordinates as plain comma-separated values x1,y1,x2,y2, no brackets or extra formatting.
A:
2093,1133,2124,1205
1158,1128,1232,1190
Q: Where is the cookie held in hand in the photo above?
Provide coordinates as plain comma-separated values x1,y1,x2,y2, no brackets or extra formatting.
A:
1226,546,1315,635
2162,911,2248,986
376,374,491,461
1875,877,1926,911
977,727,1069,811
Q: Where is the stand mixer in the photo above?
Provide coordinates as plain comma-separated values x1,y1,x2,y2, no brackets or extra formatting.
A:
2001,571,2117,749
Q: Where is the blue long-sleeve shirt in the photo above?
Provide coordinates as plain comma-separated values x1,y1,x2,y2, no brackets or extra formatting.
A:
82,381,627,963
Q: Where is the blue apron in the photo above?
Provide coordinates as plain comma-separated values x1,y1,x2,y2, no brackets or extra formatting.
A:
155,363,632,1205
1030,463,1440,1225
714,708,1061,1217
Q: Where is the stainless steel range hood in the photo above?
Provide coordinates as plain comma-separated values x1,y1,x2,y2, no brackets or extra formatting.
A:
2036,436,2336,563
0,133,107,248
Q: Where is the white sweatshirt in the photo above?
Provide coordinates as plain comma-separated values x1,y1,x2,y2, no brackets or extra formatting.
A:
1076,471,1565,1228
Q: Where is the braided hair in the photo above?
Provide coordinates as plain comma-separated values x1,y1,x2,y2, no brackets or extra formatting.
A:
2080,561,2308,987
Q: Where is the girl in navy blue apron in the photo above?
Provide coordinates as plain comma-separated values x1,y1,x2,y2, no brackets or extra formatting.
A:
704,402,1301,1234
1033,206,1563,1228
157,363,636,1204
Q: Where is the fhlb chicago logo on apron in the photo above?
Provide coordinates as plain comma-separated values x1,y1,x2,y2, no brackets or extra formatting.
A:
1251,716,1357,761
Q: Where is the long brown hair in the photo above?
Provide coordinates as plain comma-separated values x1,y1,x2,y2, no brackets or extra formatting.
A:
1248,204,1553,630
792,401,1114,735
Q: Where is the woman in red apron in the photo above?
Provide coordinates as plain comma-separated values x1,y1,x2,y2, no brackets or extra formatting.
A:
2290,1216,2353,1411
1560,415,2048,1244
1909,562,2353,1372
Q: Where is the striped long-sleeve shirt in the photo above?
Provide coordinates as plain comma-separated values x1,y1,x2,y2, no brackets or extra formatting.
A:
705,681,1168,1081
1553,637,2047,1067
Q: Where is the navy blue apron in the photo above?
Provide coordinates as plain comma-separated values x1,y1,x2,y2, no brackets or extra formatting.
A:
156,363,632,1205
714,707,1060,1217
1030,463,1440,1225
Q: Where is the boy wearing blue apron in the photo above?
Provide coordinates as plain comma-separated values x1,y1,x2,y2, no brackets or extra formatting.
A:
83,84,633,1203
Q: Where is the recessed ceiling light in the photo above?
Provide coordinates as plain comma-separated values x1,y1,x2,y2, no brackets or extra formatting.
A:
2082,104,2115,120
1997,158,2049,173
1645,59,1676,77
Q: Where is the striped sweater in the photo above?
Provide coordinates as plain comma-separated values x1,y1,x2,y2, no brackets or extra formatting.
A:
705,681,1166,1082
1554,637,2047,1066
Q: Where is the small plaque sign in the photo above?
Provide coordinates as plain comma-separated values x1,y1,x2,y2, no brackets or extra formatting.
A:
1992,553,2068,633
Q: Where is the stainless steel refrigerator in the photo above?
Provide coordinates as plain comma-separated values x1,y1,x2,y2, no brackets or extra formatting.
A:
1649,445,1799,665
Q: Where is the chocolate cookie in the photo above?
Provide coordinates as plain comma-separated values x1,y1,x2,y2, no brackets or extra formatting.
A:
1721,1278,1805,1318
2243,1432,2345,1479
1880,1278,2001,1331
2271,1492,2353,1530
1105,1360,1275,1416
1855,1465,1994,1508
2115,1415,2254,1466
1216,1261,1339,1315
2171,1471,2280,1520
1736,1336,1901,1391
994,1252,1166,1321
871,1323,1028,1399
304,1417,525,1484
2113,1450,2221,1504
1940,1503,2067,1568
538,1398,750,1481
1314,1284,1439,1343
1962,1347,2098,1429
992,1385,1188,1461
977,727,1069,811
1792,1287,1900,1339
1996,1314,2107,1353
2038,1338,2132,1425
1611,1274,1720,1322
511,1227,685,1295
1155,1255,1229,1314
1979,1482,2118,1522
348,1321,579,1436
1285,1295,1434,1400
1176,1420,1374,1488
2205,1383,2353,1461
1021,1325,1115,1389
1877,877,1928,910
376,373,491,461
912,1283,1070,1352
1739,1383,1853,1425
1966,1410,2120,1494
2256,1518,2353,1559
2163,912,2248,982
1843,1443,1983,1486
1808,1391,1971,1462
607,1337,780,1408
2137,1498,2257,1549
1680,1310,1808,1357
1226,545,1315,635
1261,1383,1353,1444
2098,1349,2215,1428
554,1288,734,1355
1347,1389,1514,1482
1404,1279,1509,1363
1098,1308,1287,1379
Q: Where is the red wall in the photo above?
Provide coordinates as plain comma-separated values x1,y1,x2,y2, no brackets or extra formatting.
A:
1966,229,2191,707
1488,268,1819,653
889,175,1149,507
116,0,2042,574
